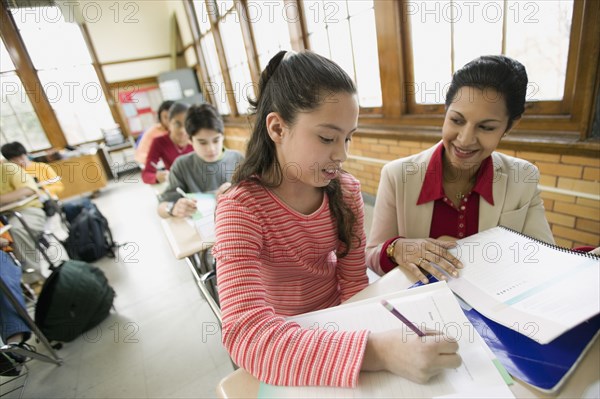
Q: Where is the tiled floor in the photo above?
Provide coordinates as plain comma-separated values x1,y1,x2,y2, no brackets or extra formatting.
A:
6,172,377,398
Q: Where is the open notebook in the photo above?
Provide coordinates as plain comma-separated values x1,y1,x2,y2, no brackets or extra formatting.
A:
259,283,514,398
184,192,216,242
446,226,600,344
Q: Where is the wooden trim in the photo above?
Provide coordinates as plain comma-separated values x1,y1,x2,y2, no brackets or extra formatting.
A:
184,0,216,106
107,76,158,90
572,0,600,139
286,0,307,51
0,1,66,148
376,0,403,118
561,0,584,115
100,54,171,67
210,7,239,115
80,23,130,138
236,0,260,87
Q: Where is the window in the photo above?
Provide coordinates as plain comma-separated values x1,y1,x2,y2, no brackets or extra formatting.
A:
0,38,50,151
191,0,255,115
406,0,574,110
12,5,115,144
302,0,382,108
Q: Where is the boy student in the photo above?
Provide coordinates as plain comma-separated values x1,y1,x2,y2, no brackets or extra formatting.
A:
1,141,64,197
157,103,244,219
0,162,46,281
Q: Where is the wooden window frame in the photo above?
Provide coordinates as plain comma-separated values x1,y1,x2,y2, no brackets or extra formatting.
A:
371,0,600,143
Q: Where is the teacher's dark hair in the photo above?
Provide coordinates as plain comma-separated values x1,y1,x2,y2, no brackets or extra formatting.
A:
445,55,528,131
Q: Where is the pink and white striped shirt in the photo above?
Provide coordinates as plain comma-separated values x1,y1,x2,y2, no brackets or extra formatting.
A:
213,173,369,387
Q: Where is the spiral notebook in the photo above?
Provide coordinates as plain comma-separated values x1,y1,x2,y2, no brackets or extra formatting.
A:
409,227,600,392
442,226,600,344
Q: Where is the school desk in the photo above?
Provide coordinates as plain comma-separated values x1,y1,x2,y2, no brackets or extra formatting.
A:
160,215,220,324
216,267,600,399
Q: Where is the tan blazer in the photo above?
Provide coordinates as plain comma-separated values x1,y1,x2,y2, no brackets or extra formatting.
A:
366,144,554,275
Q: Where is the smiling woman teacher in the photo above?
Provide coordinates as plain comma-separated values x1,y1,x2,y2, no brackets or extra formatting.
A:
366,55,554,283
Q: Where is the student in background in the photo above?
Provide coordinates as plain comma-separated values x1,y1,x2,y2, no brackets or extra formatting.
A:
134,100,174,166
0,163,46,280
366,55,554,282
0,236,32,375
213,51,461,388
141,102,193,184
157,103,244,219
1,141,64,197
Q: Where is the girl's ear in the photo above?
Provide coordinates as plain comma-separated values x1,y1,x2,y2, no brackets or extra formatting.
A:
266,112,287,143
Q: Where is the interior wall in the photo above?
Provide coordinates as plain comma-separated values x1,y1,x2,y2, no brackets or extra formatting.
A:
224,125,600,249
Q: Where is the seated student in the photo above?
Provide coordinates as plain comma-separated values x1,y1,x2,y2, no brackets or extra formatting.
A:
213,51,461,388
157,103,244,219
0,237,32,375
134,100,174,166
142,102,193,184
366,55,554,282
0,162,46,279
1,141,64,198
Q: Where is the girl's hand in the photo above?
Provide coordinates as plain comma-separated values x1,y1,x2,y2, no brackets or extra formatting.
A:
590,247,600,256
363,329,462,384
391,238,463,284
172,198,197,218
156,170,170,183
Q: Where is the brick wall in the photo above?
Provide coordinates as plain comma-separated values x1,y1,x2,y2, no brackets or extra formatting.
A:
225,126,600,248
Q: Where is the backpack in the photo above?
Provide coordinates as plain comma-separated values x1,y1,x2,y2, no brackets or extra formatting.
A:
64,202,116,262
35,260,115,342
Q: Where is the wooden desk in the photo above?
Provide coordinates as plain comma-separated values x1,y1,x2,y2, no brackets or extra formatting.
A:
160,216,220,322
49,151,107,200
0,195,38,213
216,268,600,399
160,217,209,260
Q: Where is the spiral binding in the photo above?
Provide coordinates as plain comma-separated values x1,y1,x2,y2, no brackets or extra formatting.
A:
499,225,600,259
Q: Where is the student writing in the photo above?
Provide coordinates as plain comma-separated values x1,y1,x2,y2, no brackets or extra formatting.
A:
212,50,461,388
157,103,243,218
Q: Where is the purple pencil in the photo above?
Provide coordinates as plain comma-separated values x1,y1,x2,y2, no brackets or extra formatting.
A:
381,299,426,337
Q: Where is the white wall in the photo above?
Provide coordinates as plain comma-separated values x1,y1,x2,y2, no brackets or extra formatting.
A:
56,0,176,82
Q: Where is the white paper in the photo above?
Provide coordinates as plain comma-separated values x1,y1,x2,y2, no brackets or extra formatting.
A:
259,283,514,398
447,227,600,343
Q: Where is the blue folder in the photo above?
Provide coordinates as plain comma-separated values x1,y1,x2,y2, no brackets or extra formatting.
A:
411,276,600,392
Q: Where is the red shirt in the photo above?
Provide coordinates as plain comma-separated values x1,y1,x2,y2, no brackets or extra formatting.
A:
380,143,494,273
141,134,192,184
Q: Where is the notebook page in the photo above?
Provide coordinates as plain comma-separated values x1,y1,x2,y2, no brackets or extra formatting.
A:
184,193,216,241
259,283,514,398
447,227,600,343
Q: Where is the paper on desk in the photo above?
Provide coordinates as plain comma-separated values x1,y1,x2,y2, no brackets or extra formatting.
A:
446,227,600,344
259,283,514,399
184,193,216,242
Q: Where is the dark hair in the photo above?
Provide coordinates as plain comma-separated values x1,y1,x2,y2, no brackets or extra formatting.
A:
1,141,27,160
157,100,175,122
233,50,358,257
185,103,224,138
168,102,190,121
445,55,528,131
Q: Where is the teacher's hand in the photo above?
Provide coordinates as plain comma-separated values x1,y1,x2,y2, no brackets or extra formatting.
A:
390,238,463,284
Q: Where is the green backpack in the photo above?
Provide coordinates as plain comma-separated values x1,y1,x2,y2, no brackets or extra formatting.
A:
35,260,115,342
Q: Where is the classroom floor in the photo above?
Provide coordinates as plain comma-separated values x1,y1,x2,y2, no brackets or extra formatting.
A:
10,172,377,398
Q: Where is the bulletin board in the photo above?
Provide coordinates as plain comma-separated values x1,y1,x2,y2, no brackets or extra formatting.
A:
118,86,163,137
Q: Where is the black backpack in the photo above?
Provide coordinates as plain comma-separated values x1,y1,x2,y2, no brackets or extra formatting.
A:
64,202,116,262
35,260,115,342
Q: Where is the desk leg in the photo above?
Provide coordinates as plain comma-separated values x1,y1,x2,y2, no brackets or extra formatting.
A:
185,257,222,326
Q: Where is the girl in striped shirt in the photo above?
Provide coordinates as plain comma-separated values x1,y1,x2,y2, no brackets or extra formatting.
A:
213,50,461,388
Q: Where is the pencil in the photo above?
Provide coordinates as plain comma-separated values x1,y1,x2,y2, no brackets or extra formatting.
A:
176,187,187,197
381,299,425,337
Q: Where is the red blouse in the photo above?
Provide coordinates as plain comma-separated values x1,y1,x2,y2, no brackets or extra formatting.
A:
380,143,494,273
141,134,192,184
